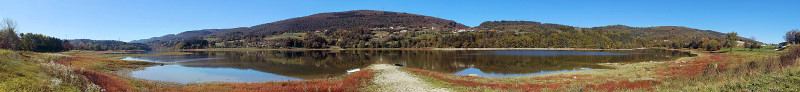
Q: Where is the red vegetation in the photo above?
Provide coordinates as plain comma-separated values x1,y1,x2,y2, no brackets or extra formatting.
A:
78,70,135,92
404,68,560,91
156,70,375,92
588,80,659,91
655,52,730,77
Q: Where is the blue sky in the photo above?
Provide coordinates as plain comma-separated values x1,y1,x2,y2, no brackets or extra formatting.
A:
0,0,798,43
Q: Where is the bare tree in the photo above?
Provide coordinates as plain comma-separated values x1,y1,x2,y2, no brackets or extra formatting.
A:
748,36,760,51
0,18,21,50
787,29,800,44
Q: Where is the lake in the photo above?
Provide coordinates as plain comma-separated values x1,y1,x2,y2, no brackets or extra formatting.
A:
120,49,693,83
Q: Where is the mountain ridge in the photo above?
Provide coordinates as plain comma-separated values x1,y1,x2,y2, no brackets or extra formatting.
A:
132,10,468,43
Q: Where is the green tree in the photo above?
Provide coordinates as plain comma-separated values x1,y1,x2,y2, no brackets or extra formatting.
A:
724,32,738,51
19,33,65,52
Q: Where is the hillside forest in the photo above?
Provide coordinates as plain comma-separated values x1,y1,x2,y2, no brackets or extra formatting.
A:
0,19,149,52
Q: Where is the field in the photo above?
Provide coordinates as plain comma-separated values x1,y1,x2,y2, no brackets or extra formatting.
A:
265,33,306,40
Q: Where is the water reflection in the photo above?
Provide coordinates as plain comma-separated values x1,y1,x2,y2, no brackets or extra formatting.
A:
131,65,303,83
124,49,693,83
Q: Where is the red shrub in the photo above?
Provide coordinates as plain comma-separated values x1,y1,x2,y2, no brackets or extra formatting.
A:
588,80,659,91
78,70,135,92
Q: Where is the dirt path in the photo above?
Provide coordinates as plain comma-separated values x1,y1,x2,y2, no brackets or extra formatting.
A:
366,64,451,92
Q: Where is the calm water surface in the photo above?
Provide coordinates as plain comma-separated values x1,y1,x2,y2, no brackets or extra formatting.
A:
122,49,693,83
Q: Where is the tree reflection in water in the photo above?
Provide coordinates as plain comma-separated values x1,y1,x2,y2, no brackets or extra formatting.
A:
127,49,693,82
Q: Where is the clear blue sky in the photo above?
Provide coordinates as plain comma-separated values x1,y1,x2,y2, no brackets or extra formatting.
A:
1,0,798,43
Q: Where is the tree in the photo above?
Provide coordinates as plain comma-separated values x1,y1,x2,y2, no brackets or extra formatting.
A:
0,18,21,50
786,29,800,44
63,40,75,50
19,33,65,52
747,36,760,51
725,32,738,51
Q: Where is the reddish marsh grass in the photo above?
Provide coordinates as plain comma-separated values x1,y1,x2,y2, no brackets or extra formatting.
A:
655,52,730,77
155,70,375,92
78,70,135,92
588,80,659,91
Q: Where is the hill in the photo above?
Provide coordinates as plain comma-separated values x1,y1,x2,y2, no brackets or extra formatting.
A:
476,21,757,44
590,25,756,43
132,10,468,43
132,11,758,50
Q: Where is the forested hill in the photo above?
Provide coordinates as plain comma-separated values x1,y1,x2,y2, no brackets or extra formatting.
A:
477,21,756,43
589,25,756,43
132,11,758,50
132,10,468,43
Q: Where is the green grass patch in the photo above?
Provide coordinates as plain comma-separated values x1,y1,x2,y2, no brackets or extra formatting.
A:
371,31,390,36
203,38,218,41
410,34,435,39
265,33,306,40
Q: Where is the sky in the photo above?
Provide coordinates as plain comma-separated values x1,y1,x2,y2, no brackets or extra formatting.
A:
0,0,798,44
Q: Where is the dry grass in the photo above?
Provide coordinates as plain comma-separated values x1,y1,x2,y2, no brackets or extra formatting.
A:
0,50,101,91
404,48,800,91
405,68,559,91
654,47,800,91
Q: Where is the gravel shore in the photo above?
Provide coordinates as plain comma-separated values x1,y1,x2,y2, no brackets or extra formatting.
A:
366,64,451,92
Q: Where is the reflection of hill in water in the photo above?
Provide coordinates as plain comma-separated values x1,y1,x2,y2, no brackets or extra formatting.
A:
380,49,693,74
134,49,692,79
177,51,375,79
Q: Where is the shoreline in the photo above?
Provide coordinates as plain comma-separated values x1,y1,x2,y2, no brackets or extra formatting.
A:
57,48,701,89
183,47,653,51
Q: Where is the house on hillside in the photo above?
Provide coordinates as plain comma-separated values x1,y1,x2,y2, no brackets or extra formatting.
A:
457,29,474,32
451,29,475,33
736,41,745,47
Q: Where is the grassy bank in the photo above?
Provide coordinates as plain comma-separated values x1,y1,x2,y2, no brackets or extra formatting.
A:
0,49,99,91
2,50,377,92
403,46,800,91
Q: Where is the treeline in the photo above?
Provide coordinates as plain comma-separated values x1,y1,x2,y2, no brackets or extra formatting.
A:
69,39,150,51
659,32,763,51
0,19,149,52
0,19,66,52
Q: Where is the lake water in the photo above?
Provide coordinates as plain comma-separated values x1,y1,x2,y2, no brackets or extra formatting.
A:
121,49,693,83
